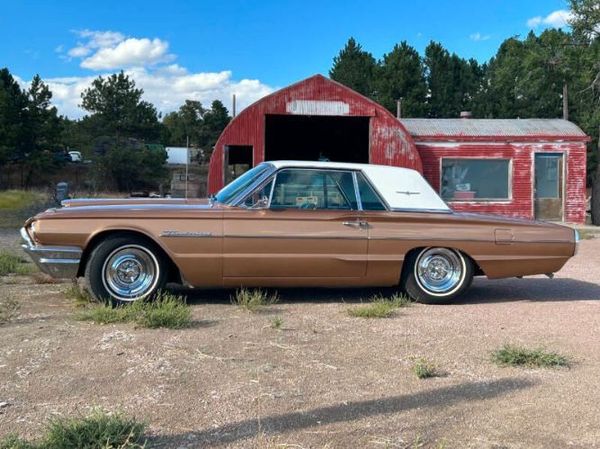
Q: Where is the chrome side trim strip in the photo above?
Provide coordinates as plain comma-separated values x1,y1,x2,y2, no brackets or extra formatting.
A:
224,234,365,240
388,208,453,214
160,230,213,238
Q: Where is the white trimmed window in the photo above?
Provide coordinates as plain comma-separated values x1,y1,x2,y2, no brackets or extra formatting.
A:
441,158,511,201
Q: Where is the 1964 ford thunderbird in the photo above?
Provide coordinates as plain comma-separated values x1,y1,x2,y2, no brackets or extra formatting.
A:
21,161,579,304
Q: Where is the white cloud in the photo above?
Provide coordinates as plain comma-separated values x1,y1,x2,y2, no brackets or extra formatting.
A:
68,46,91,58
64,29,173,70
527,9,573,29
34,30,275,118
81,37,174,70
469,32,491,41
40,68,274,119
76,30,126,49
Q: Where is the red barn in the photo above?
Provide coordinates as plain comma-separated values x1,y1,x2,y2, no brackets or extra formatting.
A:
208,74,589,224
208,74,421,192
401,119,589,223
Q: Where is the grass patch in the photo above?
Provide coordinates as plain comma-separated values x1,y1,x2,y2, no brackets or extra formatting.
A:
232,288,279,313
133,292,192,329
270,316,283,330
0,252,34,276
492,344,569,368
0,190,46,210
412,358,440,379
0,296,20,324
64,281,93,306
346,293,412,318
0,409,146,449
77,291,192,329
0,190,49,229
578,229,598,240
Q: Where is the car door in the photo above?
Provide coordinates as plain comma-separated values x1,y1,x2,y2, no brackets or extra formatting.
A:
222,168,368,281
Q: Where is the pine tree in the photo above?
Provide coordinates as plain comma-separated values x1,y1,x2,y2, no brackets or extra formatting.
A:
330,37,377,97
375,41,428,117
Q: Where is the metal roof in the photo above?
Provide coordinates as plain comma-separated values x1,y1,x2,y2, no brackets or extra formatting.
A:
400,118,588,139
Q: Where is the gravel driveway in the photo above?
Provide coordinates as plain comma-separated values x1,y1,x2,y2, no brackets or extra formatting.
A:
0,231,598,448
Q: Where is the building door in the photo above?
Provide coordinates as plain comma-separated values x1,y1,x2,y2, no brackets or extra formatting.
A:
534,153,564,221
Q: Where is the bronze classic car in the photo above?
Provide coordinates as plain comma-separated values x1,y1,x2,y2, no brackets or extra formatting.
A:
21,161,579,304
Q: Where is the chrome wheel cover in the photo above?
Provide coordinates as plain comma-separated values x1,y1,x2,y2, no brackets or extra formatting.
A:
415,248,465,296
101,245,159,301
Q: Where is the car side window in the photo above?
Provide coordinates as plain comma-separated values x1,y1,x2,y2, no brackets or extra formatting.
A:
357,173,386,210
270,169,357,210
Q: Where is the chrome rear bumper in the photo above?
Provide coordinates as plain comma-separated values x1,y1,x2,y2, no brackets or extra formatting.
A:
20,227,82,279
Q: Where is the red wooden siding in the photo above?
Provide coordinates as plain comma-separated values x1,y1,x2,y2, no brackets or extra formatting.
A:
208,74,421,193
417,141,587,223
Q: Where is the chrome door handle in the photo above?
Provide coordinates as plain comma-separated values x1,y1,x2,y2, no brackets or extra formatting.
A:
343,220,368,229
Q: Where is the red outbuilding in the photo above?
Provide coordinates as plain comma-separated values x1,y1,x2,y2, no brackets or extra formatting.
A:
401,119,589,223
208,74,421,192
208,74,589,223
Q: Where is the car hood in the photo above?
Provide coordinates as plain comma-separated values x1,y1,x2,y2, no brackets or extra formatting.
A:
31,197,222,221
61,198,211,208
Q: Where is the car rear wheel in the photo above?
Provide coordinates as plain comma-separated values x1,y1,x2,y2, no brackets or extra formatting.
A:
404,247,473,304
84,235,167,304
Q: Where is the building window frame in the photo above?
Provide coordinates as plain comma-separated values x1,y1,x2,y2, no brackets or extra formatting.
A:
439,157,513,202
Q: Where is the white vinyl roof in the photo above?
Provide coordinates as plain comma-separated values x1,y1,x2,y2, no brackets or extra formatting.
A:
267,161,450,211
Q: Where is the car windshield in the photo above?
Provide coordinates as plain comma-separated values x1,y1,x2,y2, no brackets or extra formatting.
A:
214,163,273,204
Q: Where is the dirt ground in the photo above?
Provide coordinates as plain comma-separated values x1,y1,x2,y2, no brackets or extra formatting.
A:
0,228,599,449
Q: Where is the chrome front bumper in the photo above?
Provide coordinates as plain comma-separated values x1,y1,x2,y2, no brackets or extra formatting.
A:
20,227,82,279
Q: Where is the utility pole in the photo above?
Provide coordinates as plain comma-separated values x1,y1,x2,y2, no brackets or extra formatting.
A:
232,94,237,118
562,83,569,121
593,125,600,225
396,98,403,119
185,135,189,199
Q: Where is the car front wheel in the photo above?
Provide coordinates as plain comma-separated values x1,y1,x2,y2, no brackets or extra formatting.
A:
84,235,167,304
404,247,473,304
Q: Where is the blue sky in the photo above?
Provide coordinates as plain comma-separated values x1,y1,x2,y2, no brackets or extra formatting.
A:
1,0,572,117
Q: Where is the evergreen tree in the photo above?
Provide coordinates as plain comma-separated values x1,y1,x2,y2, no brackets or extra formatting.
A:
200,100,230,152
80,72,166,191
162,100,205,147
330,37,377,97
424,41,483,118
375,41,428,117
0,68,28,169
80,71,161,140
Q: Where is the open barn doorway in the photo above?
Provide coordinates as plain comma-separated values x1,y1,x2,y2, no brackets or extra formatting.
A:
223,145,253,184
264,115,370,163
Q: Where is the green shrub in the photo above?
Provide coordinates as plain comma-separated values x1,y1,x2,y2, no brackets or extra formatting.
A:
78,291,191,329
413,358,439,379
492,344,569,368
131,291,192,329
78,306,133,325
0,409,146,449
346,293,411,318
232,288,279,313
